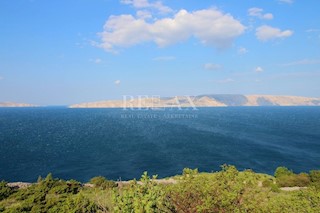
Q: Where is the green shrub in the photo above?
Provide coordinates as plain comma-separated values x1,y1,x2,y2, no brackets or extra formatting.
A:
262,179,280,192
274,166,294,178
310,170,320,183
182,168,198,177
262,179,273,187
277,173,310,187
61,193,98,213
90,176,117,189
0,181,16,201
270,183,280,193
1,166,320,212
167,165,266,212
113,172,170,212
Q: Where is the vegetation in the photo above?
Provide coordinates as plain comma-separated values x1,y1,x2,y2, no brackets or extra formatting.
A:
0,181,15,201
0,165,320,212
274,167,311,187
90,176,118,190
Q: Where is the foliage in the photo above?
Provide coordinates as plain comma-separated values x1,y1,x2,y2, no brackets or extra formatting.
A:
274,167,311,187
0,181,15,201
262,179,280,192
90,176,117,190
310,170,320,187
60,193,98,213
274,166,294,178
276,173,311,187
0,173,96,213
113,172,171,212
262,186,320,212
182,168,198,177
167,165,268,212
1,166,320,212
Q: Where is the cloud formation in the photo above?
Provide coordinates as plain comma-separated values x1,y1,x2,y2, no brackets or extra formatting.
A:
90,58,102,64
99,8,245,52
281,59,320,66
278,0,294,4
238,47,248,55
255,66,264,72
120,0,173,14
114,80,121,85
217,78,235,83
306,29,320,33
204,63,222,70
153,56,176,61
248,8,273,20
256,25,293,41
136,10,152,19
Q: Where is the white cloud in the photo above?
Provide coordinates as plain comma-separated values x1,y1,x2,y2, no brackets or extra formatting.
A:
153,56,176,61
114,80,121,85
262,13,274,20
281,59,320,66
95,58,102,64
255,66,264,72
238,47,248,54
217,78,235,83
278,0,293,4
90,58,103,64
136,10,152,19
99,8,245,52
248,8,273,20
120,0,173,14
204,63,222,70
306,29,320,33
256,25,293,41
248,8,263,17
0,76,3,80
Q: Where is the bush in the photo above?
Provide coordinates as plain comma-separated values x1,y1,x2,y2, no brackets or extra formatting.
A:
274,167,294,178
167,165,266,212
0,181,16,201
90,176,117,189
277,173,310,187
261,179,280,192
182,168,198,177
310,170,320,183
262,179,273,187
113,172,170,212
62,193,98,213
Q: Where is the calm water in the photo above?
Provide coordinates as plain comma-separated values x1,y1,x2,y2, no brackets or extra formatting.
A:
0,107,320,182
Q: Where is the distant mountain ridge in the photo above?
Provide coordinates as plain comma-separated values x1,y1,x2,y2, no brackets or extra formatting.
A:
69,94,320,108
0,102,36,107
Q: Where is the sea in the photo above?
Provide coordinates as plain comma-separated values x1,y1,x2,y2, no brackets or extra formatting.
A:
0,107,319,182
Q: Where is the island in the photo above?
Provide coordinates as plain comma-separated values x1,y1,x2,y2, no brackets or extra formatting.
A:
0,102,36,107
69,94,320,108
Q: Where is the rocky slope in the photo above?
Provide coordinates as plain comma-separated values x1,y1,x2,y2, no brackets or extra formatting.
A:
69,95,320,108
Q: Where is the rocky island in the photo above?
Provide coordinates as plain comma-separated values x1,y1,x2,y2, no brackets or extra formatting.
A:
69,94,320,108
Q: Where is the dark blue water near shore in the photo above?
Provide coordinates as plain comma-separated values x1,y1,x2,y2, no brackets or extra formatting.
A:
0,107,320,182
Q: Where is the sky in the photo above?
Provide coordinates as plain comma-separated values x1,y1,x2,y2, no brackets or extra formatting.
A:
0,0,320,105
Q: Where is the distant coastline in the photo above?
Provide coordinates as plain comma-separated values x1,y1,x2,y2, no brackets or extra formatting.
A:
69,94,320,108
2,94,319,108
0,102,37,108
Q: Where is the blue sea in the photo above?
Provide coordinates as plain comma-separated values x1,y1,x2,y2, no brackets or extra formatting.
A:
0,107,320,182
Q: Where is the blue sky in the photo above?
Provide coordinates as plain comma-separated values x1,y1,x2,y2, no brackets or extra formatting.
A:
0,0,319,105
